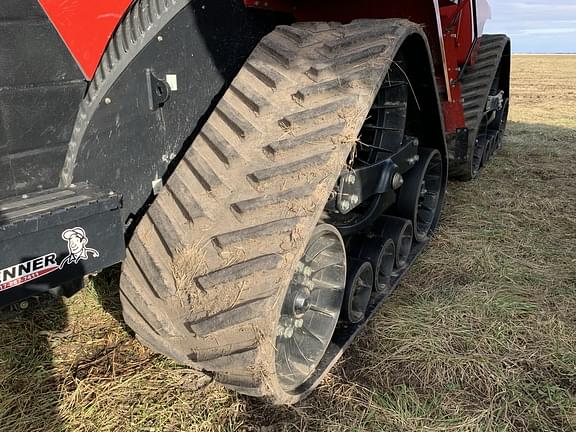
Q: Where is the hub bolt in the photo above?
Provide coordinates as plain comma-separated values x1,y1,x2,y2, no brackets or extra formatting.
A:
392,173,404,189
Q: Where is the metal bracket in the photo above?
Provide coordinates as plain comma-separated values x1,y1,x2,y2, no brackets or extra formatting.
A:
485,91,504,112
484,91,504,125
336,137,419,214
146,69,171,111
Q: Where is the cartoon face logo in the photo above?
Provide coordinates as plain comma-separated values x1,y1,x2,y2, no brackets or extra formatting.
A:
59,227,100,269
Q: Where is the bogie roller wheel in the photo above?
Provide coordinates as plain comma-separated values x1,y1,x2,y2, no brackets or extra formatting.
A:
396,148,443,242
372,239,396,294
118,18,441,403
375,216,413,269
342,260,373,324
348,236,395,294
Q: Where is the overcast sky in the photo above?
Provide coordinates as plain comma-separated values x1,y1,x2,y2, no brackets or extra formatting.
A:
484,0,576,53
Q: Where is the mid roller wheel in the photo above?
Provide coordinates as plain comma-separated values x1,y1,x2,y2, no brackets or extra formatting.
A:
396,148,444,242
342,260,374,324
375,216,413,269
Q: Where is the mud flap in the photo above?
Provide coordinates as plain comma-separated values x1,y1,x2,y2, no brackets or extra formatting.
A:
0,183,125,307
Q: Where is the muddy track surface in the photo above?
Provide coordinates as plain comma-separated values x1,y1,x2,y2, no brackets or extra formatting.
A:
120,19,425,403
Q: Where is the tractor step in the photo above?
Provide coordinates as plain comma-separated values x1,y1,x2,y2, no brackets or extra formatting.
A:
0,183,125,307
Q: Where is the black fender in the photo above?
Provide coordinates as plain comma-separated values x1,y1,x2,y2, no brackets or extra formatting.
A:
398,32,449,227
61,0,288,225
399,33,449,162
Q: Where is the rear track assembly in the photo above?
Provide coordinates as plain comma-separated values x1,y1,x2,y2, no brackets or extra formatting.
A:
450,34,510,180
119,19,446,403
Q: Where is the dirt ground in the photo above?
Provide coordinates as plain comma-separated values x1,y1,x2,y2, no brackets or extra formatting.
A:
1,55,575,432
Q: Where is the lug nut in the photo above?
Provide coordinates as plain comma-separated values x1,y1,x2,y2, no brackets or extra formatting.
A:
340,200,350,211
346,173,356,184
350,194,359,205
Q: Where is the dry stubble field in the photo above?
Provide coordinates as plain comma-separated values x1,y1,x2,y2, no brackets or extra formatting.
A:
1,55,575,432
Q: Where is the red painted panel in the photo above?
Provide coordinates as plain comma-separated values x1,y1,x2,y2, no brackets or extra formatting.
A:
39,0,134,80
244,0,294,13
245,0,476,132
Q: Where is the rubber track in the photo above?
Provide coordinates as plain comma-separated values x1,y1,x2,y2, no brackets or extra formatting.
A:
120,19,425,404
450,34,510,180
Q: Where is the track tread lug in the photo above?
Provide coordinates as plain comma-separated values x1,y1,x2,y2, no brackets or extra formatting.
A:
165,170,207,222
213,217,301,249
279,97,355,129
249,152,332,184
196,254,282,291
200,123,241,166
231,184,316,215
184,147,225,193
307,43,388,80
187,297,271,337
260,34,298,68
215,99,258,139
265,123,344,157
245,60,287,90
230,81,271,116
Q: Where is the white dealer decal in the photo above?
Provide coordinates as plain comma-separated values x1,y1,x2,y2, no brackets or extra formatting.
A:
0,254,59,292
59,227,100,269
0,227,100,293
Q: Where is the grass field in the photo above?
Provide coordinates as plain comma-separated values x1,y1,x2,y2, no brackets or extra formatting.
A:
1,55,575,432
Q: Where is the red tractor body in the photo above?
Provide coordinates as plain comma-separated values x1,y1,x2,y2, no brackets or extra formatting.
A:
40,0,486,133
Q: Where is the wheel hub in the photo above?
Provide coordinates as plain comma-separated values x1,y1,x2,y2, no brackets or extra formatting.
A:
275,224,346,391
293,290,311,317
